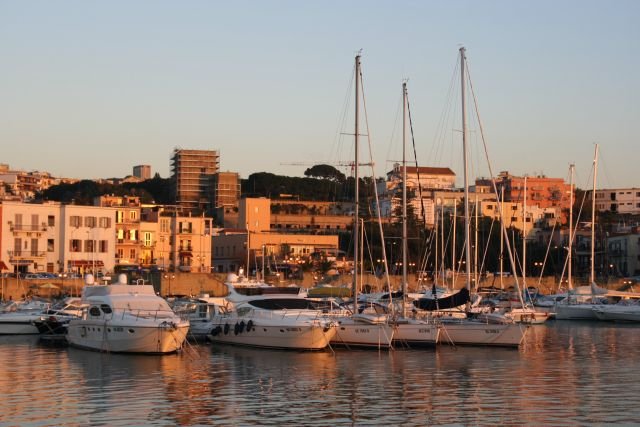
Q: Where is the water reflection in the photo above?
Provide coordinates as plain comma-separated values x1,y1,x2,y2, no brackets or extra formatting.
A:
1,323,640,425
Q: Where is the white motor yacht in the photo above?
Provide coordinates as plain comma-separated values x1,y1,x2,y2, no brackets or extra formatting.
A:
0,299,54,335
66,274,189,354
172,294,227,341
208,282,336,350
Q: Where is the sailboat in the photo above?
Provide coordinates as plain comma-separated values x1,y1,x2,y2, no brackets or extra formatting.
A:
420,47,528,347
386,81,440,348
555,144,607,320
503,176,550,324
329,53,394,349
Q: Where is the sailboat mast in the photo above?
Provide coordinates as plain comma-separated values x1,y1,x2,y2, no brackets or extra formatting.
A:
402,82,408,316
353,54,360,305
460,47,472,290
440,203,445,287
435,207,439,287
523,176,527,287
452,202,457,288
500,185,504,289
474,194,479,289
568,163,575,289
590,144,599,285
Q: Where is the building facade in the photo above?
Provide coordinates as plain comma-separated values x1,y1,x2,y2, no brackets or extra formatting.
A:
212,198,339,274
210,171,241,227
132,165,151,180
0,201,117,275
594,188,640,214
493,171,572,212
171,149,220,213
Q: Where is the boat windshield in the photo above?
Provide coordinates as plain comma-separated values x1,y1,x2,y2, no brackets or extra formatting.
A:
248,298,323,311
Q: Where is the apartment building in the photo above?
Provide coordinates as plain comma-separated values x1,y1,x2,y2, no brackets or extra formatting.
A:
377,165,458,227
270,199,354,232
0,166,61,201
96,195,142,271
210,171,241,227
594,188,640,214
143,206,213,273
493,171,572,211
0,201,117,275
212,198,339,273
607,230,640,277
133,165,151,180
171,149,220,213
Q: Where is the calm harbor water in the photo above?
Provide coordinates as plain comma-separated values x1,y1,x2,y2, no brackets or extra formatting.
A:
1,322,639,426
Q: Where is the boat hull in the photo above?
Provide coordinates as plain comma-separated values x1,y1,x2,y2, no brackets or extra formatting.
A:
507,308,550,324
332,318,394,349
439,320,527,347
555,304,599,320
0,320,41,335
592,306,640,322
0,313,47,335
392,320,439,347
209,320,336,350
67,320,189,354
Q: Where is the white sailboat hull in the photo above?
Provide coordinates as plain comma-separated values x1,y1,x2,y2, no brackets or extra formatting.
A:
554,303,599,320
0,316,42,335
392,320,439,347
506,308,550,324
67,320,189,354
592,306,640,322
332,317,394,349
439,320,527,347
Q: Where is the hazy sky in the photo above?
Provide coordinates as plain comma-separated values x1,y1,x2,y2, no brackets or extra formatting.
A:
1,1,638,190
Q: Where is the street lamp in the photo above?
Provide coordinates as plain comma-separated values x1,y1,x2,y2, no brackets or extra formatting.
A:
163,274,175,296
534,261,543,276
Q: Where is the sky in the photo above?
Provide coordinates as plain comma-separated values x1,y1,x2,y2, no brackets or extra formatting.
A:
1,1,638,190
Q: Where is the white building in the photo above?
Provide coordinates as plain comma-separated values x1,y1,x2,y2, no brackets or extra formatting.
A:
594,188,640,214
0,201,117,275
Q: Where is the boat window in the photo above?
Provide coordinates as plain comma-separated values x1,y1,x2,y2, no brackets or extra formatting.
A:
237,307,252,317
100,304,113,314
89,306,101,316
248,298,315,310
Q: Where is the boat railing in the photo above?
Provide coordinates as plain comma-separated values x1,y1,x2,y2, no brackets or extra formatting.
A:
91,308,179,322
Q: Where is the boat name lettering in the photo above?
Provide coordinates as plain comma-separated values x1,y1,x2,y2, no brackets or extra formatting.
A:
485,329,500,334
419,329,431,333
285,327,302,332
355,328,370,333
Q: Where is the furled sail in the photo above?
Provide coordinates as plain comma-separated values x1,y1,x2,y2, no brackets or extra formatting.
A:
412,287,470,311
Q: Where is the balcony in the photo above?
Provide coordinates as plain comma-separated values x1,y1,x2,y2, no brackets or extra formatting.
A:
117,239,139,245
8,222,47,232
7,250,46,260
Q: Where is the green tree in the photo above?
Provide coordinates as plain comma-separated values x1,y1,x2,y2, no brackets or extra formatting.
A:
304,164,346,182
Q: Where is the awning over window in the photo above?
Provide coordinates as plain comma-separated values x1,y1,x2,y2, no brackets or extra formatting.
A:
69,260,105,267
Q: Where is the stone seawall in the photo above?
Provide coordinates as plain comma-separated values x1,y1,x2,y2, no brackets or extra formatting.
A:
0,273,627,301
